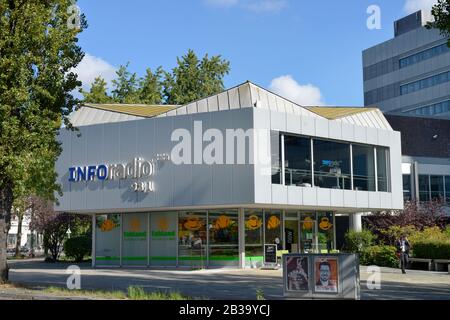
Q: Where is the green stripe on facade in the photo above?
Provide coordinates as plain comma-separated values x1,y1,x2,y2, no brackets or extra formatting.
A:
96,256,120,261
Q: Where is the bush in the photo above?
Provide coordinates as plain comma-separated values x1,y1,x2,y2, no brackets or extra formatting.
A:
344,230,375,253
359,245,398,268
412,240,450,259
409,226,448,244
64,236,92,262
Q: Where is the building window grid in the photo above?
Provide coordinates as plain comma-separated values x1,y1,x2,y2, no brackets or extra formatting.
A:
404,100,450,116
399,43,450,69
400,70,450,96
274,133,390,193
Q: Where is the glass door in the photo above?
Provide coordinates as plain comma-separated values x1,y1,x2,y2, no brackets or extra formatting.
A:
284,219,299,253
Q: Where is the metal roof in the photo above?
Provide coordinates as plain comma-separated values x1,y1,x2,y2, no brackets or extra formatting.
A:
307,107,378,120
85,104,178,118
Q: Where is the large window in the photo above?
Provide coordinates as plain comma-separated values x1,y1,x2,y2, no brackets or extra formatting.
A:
122,213,148,266
317,212,334,253
399,43,450,68
208,210,239,267
404,100,450,116
272,132,390,193
430,175,445,201
271,131,281,184
400,70,450,95
265,210,282,250
178,212,207,267
419,175,430,201
95,214,121,266
403,174,411,201
352,145,376,191
376,147,390,192
446,176,450,203
245,210,263,267
313,140,351,190
284,135,313,186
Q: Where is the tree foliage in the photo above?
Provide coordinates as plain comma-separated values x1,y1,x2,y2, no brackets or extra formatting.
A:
0,0,86,282
82,49,230,105
81,77,113,104
29,195,90,261
426,0,450,47
363,200,446,244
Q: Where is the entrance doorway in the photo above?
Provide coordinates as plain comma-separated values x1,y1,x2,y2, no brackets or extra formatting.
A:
299,220,318,253
284,220,299,253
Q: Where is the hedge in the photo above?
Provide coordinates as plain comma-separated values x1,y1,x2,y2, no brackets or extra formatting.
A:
359,245,398,268
64,235,92,262
412,240,450,260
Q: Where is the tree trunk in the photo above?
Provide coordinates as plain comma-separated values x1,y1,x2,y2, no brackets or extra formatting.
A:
14,213,23,257
0,183,14,283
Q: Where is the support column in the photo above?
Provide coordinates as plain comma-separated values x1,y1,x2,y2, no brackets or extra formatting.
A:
238,208,245,269
91,215,96,268
350,213,363,232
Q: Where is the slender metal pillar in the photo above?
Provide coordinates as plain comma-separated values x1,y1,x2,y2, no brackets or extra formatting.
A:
91,215,96,268
238,208,246,269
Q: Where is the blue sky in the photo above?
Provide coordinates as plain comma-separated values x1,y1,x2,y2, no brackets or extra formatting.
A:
74,0,437,106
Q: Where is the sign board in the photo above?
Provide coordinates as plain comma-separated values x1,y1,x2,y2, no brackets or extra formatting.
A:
283,253,360,300
264,244,277,266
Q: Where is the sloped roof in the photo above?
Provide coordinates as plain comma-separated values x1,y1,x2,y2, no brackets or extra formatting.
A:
70,81,392,130
85,104,178,118
308,107,378,120
156,81,322,119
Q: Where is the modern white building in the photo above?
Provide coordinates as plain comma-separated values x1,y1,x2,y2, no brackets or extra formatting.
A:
363,10,450,120
55,81,403,268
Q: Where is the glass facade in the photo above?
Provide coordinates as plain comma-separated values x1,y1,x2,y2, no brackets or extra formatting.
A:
404,100,450,116
376,147,390,192
264,210,283,250
284,135,312,186
317,212,334,253
399,43,450,69
271,131,281,184
178,212,207,267
352,144,376,191
93,210,337,268
313,140,351,190
272,133,391,192
208,210,239,267
403,174,411,202
95,214,121,266
430,175,445,201
446,176,450,203
400,70,450,95
122,213,148,266
419,175,430,202
245,209,263,268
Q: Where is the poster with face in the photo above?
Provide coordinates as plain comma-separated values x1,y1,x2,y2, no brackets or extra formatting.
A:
286,256,309,291
314,257,338,293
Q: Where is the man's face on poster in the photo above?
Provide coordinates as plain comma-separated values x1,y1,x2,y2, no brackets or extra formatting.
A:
319,264,330,283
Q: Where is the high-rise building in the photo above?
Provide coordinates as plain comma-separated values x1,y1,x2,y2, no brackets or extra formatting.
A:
363,10,450,120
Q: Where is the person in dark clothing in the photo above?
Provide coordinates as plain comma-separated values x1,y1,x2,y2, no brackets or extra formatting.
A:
395,235,411,274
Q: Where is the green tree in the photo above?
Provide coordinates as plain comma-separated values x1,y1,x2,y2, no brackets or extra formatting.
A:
163,49,230,105
0,0,86,282
81,76,113,103
138,67,164,104
426,0,450,47
112,63,140,103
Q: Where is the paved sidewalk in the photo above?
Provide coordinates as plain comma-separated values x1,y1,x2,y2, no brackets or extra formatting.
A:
5,259,450,300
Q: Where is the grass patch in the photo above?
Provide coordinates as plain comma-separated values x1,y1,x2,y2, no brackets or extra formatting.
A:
43,286,191,300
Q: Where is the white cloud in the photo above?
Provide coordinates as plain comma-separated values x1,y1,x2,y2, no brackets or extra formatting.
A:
204,0,287,13
403,0,438,22
71,53,117,92
269,75,325,106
